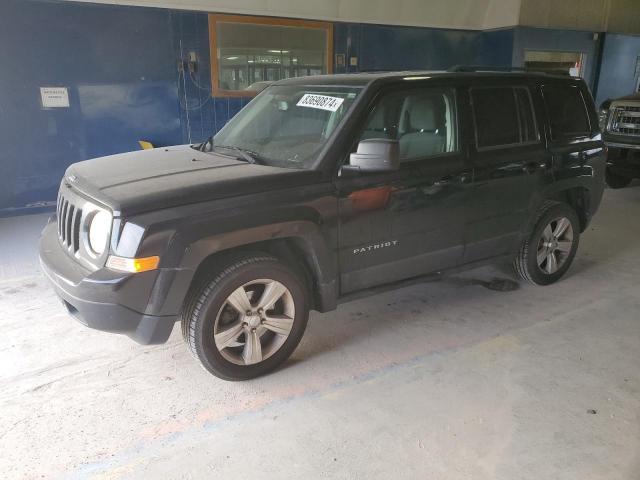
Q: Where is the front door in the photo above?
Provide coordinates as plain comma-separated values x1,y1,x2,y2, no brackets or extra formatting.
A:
336,85,473,294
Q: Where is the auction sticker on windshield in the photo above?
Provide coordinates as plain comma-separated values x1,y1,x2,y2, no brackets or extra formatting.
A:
297,94,344,112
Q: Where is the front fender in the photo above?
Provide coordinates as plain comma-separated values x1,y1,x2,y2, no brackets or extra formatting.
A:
130,188,338,316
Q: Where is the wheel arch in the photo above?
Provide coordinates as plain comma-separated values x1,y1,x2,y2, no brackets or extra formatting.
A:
543,185,592,232
179,224,338,316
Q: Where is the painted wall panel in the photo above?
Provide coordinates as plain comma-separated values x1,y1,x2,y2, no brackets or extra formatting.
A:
483,0,522,30
63,0,520,30
520,0,606,31
512,26,599,89
607,0,640,35
595,33,640,106
0,0,635,213
332,24,513,74
0,0,182,212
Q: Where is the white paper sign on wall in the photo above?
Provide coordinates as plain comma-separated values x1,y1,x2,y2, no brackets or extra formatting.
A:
40,87,70,108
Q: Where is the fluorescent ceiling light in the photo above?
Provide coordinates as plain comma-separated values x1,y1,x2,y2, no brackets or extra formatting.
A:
226,56,239,60
268,50,289,54
403,76,431,81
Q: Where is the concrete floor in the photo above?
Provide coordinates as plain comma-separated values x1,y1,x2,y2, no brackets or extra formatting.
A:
2,186,640,480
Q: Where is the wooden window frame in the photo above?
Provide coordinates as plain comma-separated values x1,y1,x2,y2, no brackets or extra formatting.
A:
209,13,334,98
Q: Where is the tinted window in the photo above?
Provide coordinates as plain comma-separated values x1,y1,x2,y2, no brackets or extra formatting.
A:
214,85,362,168
471,87,520,148
515,87,538,143
543,85,591,138
357,88,457,162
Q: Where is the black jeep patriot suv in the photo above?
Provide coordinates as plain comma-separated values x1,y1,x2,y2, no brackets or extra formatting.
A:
40,70,605,380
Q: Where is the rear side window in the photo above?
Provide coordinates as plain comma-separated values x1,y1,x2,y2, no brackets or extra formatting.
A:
542,85,591,138
471,87,520,148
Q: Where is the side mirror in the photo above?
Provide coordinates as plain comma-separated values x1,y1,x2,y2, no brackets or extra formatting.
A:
345,139,400,173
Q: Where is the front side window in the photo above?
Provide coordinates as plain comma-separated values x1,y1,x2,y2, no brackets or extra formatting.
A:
542,85,591,138
357,87,458,162
212,85,362,169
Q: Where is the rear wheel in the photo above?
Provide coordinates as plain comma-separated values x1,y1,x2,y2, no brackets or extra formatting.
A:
605,168,632,189
514,202,580,286
181,255,309,380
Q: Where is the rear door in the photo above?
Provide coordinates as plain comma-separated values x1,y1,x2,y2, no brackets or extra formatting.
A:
463,82,553,263
540,81,602,187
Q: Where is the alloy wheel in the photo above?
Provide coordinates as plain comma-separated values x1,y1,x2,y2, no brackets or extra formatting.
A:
213,279,295,366
536,216,574,274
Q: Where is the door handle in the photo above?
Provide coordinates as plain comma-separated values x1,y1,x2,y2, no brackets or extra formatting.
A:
458,172,472,184
434,171,472,186
434,176,451,186
522,161,544,174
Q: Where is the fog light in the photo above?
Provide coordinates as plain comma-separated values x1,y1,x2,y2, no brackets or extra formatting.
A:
106,255,160,273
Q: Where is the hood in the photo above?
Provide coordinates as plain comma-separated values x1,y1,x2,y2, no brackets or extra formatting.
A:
65,145,320,216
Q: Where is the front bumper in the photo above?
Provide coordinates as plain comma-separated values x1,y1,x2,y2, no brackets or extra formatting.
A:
605,144,640,178
39,219,177,344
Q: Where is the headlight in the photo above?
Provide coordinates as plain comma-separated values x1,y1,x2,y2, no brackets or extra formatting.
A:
598,107,609,131
88,210,112,255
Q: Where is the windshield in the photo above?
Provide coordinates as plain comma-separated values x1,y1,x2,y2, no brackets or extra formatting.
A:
211,85,363,169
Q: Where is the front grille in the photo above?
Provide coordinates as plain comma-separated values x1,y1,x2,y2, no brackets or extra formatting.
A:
609,104,640,137
56,193,83,254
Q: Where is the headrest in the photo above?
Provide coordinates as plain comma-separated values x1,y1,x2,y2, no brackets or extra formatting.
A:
408,97,438,131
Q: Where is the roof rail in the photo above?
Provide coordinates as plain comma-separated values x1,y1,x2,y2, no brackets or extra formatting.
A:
447,65,528,73
447,65,573,77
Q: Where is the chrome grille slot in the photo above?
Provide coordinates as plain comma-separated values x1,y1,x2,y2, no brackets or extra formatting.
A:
55,179,114,271
60,199,69,243
609,104,640,137
71,207,82,253
66,205,74,245
56,193,83,253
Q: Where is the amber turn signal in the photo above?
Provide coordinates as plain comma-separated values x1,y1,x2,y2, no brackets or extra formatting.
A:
106,255,160,273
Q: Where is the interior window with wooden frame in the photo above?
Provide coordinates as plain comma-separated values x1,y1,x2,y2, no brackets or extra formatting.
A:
209,14,333,97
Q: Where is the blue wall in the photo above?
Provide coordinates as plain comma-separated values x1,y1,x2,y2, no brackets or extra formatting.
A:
170,11,253,146
0,0,633,214
332,24,513,73
0,0,182,214
596,33,640,106
512,26,600,89
0,1,518,214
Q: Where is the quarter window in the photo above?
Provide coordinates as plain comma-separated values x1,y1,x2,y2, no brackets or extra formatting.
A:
357,88,458,162
542,85,591,138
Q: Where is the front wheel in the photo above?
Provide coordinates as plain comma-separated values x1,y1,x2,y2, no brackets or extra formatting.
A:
514,202,580,286
181,255,309,380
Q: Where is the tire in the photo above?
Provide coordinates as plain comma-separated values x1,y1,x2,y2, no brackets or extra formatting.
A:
605,168,632,189
181,254,309,380
514,202,580,286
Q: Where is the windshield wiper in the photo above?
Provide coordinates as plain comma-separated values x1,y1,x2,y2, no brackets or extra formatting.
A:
195,135,213,152
213,145,262,164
